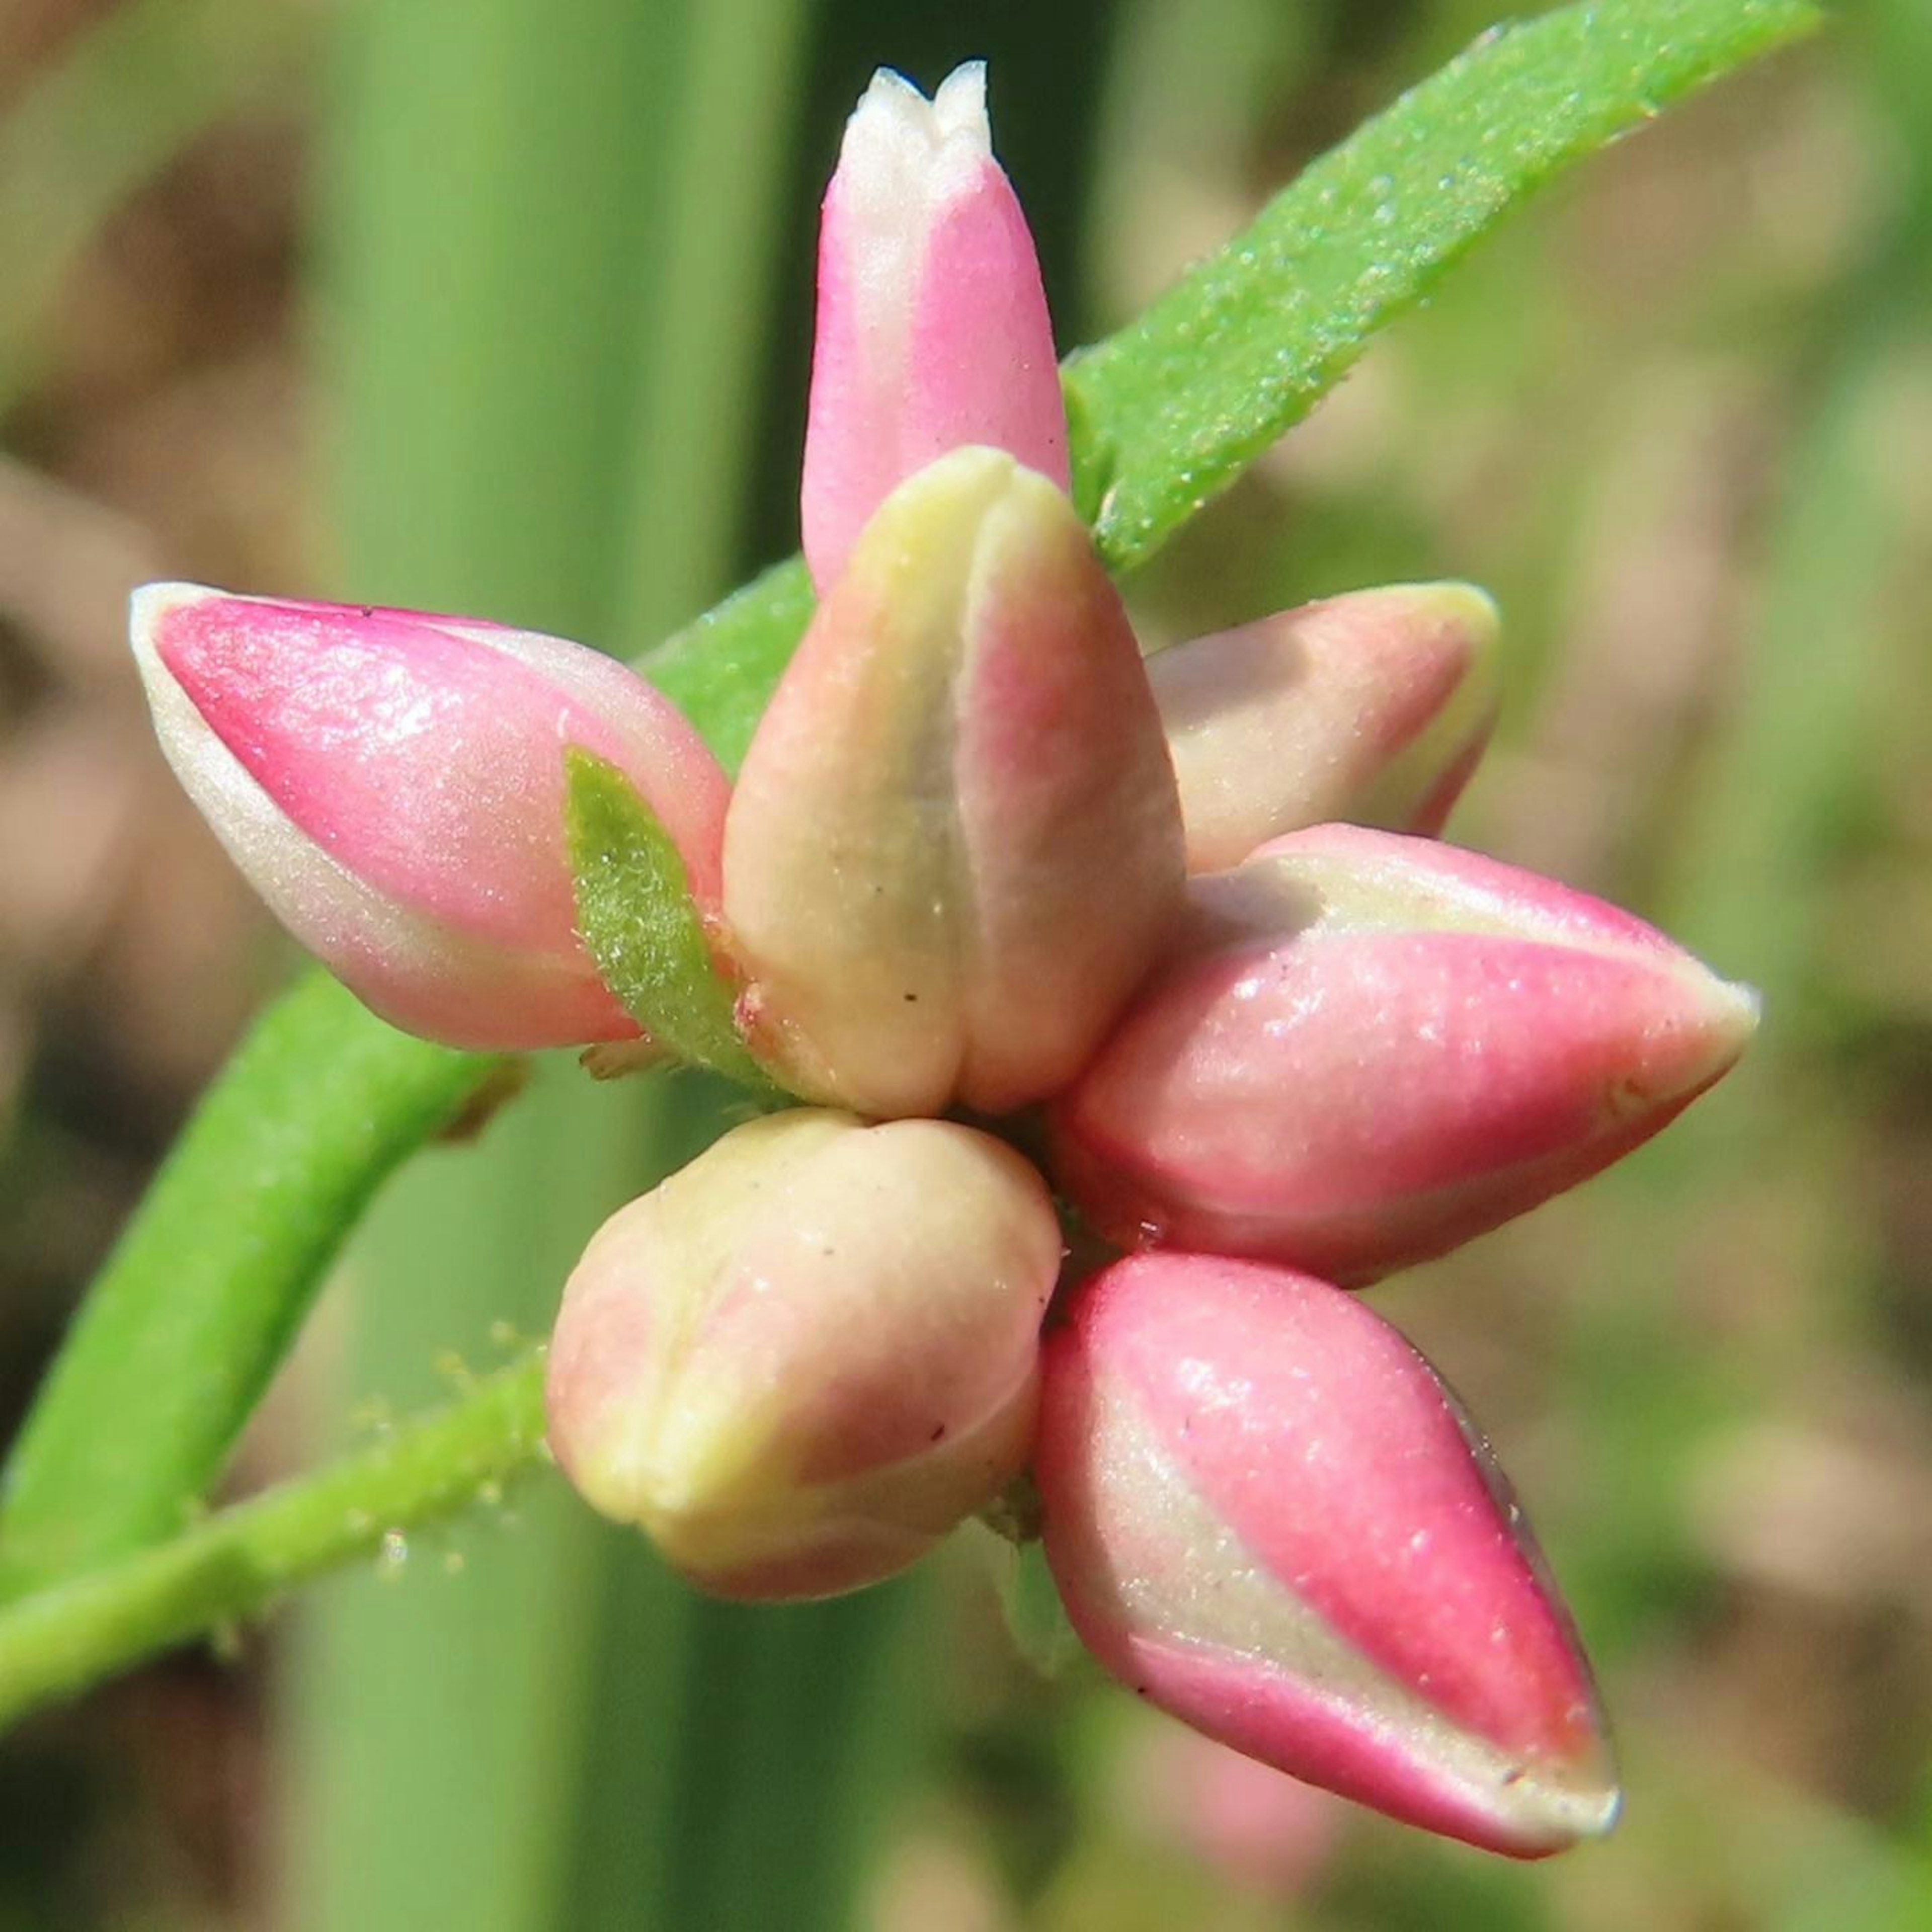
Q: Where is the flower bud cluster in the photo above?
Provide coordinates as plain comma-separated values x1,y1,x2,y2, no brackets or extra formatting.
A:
128,63,1759,1857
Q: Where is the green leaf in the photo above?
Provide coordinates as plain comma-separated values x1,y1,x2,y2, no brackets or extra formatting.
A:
1064,0,1825,573
565,748,773,1090
293,5,814,1931
987,1532,1090,1682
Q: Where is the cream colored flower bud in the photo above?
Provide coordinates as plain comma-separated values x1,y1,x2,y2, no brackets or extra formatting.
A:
724,446,1185,1118
545,1109,1061,1599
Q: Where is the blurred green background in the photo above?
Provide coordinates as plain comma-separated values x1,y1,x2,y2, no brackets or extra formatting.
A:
2,0,1927,1926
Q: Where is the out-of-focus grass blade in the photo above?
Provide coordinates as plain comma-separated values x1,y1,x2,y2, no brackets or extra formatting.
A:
609,0,809,653
288,3,791,1931
0,0,306,413
290,1062,646,1932
656,1582,930,1932
1081,0,1314,332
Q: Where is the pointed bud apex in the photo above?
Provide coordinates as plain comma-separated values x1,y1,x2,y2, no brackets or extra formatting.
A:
545,1109,1059,1599
726,448,1186,1118
130,584,730,1050
803,63,1069,592
1149,583,1501,872
1037,1254,1619,1856
1050,825,1758,1284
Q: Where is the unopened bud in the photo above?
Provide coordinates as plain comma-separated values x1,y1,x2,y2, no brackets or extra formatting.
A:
545,1109,1060,1599
803,63,1068,592
1149,583,1500,871
726,447,1185,1119
1037,1252,1619,1856
131,584,728,1050
1049,824,1758,1284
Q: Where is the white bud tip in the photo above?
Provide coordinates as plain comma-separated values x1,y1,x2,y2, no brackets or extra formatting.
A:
848,62,992,175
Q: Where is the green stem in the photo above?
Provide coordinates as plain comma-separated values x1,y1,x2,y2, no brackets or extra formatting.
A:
0,1353,547,1731
0,976,501,1596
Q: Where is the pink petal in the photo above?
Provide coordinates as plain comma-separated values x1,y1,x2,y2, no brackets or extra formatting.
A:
802,64,1067,592
1037,1253,1618,1856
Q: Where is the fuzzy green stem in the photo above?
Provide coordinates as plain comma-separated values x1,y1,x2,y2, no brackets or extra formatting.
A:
0,1353,548,1730
0,978,502,1596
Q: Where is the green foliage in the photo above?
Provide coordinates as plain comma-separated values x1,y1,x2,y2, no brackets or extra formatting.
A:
564,750,772,1088
645,556,817,776
0,976,497,1599
1064,0,1824,571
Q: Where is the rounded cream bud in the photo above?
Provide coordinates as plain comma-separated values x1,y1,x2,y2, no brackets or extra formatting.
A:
725,447,1185,1119
545,1108,1062,1599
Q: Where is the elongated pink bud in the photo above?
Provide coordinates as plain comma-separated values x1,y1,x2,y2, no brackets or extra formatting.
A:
1049,825,1758,1283
726,446,1185,1119
1037,1253,1618,1856
802,63,1069,592
546,1109,1060,1599
131,584,729,1050
1150,583,1501,871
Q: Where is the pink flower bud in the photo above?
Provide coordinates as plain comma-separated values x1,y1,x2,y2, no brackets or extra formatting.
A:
130,583,729,1050
1049,825,1758,1284
1149,583,1501,871
545,1109,1060,1599
725,446,1185,1119
1036,1253,1619,1856
802,63,1069,592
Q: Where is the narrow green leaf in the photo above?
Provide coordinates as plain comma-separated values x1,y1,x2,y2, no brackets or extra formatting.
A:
565,748,771,1088
658,1580,930,1932
643,555,815,776
986,1533,1090,1682
297,4,819,1931
1064,0,1825,573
